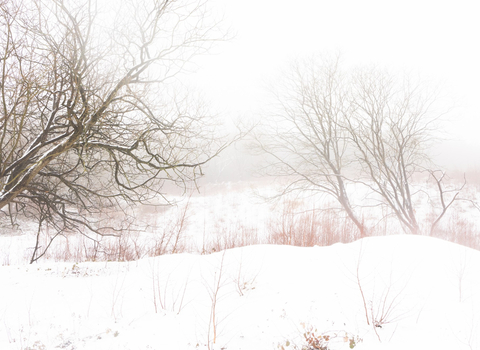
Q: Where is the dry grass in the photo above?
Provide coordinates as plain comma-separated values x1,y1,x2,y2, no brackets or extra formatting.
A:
201,222,261,254
428,211,480,250
8,180,480,264
23,199,192,263
266,199,361,247
148,199,191,257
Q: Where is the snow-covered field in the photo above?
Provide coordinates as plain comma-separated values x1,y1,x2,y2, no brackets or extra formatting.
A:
1,181,480,350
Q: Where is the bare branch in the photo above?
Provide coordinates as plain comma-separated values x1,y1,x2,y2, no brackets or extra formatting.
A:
0,0,227,260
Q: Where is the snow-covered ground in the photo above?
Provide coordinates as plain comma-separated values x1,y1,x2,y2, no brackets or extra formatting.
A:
1,235,479,349
1,181,480,350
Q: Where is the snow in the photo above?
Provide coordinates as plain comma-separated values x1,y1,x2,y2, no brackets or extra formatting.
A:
1,233,479,350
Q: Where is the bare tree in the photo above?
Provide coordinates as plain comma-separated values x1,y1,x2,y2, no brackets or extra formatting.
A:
347,68,439,234
258,56,460,237
255,56,366,237
0,0,226,260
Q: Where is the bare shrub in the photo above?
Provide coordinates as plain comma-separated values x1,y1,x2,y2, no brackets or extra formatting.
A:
102,234,145,262
204,250,228,349
231,253,259,297
149,199,192,257
355,243,409,343
151,260,191,314
26,197,193,263
51,227,145,263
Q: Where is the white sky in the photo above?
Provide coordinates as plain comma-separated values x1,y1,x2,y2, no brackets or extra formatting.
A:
187,0,480,171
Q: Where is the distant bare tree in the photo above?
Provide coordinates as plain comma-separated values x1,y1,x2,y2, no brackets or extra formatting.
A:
255,56,366,237
347,68,439,234
258,56,460,237
0,0,226,261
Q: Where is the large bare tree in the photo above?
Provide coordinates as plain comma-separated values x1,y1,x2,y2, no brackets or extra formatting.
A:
347,68,466,235
344,69,424,233
0,0,225,260
255,57,366,237
258,56,461,237
347,68,442,234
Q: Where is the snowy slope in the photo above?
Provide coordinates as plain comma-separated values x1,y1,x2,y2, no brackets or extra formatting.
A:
1,235,479,350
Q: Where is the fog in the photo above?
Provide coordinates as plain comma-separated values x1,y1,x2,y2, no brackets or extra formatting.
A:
2,3,480,347
182,0,480,182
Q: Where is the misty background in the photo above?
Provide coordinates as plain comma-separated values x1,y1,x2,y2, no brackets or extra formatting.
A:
180,0,480,183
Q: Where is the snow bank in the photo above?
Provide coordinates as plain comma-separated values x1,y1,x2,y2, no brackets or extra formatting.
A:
1,235,479,349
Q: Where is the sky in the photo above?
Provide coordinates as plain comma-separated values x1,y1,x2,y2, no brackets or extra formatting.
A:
187,0,480,172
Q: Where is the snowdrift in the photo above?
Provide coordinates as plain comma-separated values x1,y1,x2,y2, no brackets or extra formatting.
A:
1,235,479,350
